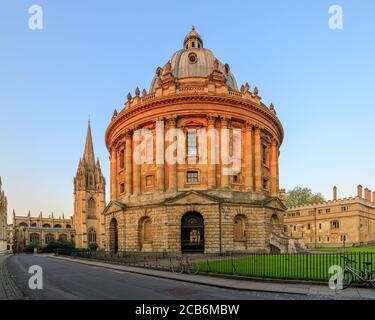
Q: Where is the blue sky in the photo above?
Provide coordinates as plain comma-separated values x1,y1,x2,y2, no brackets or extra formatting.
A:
1,0,374,222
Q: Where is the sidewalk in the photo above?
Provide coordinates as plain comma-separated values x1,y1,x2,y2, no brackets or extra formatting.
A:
52,255,375,299
0,254,23,300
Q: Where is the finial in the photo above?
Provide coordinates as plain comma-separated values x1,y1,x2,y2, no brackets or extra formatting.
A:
254,86,259,96
135,87,140,97
142,89,147,97
192,25,195,31
112,109,118,118
127,92,132,101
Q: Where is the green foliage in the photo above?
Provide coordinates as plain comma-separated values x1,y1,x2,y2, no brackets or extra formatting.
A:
285,186,325,207
88,243,98,251
25,241,41,253
45,240,75,252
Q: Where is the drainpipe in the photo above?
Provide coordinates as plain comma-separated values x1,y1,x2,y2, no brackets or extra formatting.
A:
219,202,222,256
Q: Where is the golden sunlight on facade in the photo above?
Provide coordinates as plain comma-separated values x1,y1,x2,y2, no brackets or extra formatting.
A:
102,27,303,254
285,185,375,248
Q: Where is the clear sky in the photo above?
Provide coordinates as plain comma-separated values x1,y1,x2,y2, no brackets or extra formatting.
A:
1,0,374,223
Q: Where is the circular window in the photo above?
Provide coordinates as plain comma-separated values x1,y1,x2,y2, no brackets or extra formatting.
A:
188,52,198,64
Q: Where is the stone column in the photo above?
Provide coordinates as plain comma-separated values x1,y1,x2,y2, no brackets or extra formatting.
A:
133,128,141,195
270,138,279,197
110,146,118,200
254,126,262,191
244,122,253,191
167,117,177,191
207,115,217,189
220,117,229,189
125,130,133,195
155,120,165,191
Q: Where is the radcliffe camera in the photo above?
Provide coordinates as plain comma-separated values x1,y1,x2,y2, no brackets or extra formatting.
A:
0,0,374,316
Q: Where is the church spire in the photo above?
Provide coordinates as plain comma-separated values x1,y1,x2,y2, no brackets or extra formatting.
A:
83,120,95,166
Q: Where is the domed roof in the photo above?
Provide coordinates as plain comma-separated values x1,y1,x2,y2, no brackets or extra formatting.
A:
149,27,238,92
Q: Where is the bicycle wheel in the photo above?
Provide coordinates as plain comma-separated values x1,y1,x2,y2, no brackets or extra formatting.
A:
367,272,375,288
190,262,199,275
171,261,184,274
341,270,353,289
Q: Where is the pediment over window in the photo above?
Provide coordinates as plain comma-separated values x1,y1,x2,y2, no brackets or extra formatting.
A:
164,191,221,205
264,197,287,211
103,200,127,215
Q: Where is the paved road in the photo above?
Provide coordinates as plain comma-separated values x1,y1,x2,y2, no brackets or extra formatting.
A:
7,254,337,300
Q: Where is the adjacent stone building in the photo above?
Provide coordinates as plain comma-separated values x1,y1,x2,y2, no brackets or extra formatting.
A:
12,210,75,252
284,185,375,248
103,27,292,254
0,178,7,254
72,121,106,248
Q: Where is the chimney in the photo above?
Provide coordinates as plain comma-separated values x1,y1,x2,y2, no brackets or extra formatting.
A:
333,186,337,201
365,187,370,201
368,189,372,202
357,184,363,198
373,191,375,203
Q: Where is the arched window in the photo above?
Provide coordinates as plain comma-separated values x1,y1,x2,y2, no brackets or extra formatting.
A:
19,222,28,227
54,224,62,228
58,234,67,241
234,215,246,242
88,229,97,244
30,233,40,243
43,223,51,228
66,224,71,229
88,198,95,215
30,223,37,227
271,214,281,236
45,233,55,243
143,218,152,243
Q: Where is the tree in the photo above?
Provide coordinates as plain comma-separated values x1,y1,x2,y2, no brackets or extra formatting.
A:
285,186,325,207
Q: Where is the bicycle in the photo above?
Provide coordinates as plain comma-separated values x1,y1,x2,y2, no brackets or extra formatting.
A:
338,256,375,289
171,256,199,275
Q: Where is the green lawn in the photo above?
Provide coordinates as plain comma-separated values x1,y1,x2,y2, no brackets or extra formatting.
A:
198,252,375,282
310,247,375,253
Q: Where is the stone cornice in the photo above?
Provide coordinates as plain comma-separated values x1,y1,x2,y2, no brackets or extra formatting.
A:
106,92,284,149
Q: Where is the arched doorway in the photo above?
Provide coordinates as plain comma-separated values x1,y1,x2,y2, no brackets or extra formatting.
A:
109,218,118,253
271,213,281,236
138,217,152,251
233,215,246,250
181,212,204,253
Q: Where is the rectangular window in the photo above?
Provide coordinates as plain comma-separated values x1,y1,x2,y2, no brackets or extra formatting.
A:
187,130,197,156
232,130,241,160
326,208,331,213
307,224,311,230
262,144,268,165
232,175,239,183
186,171,199,183
263,179,268,190
145,135,153,163
145,175,153,187
120,183,125,194
119,149,125,169
319,223,322,230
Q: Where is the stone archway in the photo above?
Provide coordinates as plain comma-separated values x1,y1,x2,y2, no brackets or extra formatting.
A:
109,218,119,253
181,212,204,253
271,213,281,236
233,214,247,250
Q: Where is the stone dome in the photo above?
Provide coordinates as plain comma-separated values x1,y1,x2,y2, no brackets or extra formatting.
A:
149,27,238,92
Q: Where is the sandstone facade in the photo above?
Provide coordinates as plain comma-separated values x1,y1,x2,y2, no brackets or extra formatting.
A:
103,27,288,254
285,185,375,248
0,178,7,254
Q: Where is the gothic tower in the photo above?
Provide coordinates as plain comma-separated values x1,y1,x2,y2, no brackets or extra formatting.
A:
73,121,106,248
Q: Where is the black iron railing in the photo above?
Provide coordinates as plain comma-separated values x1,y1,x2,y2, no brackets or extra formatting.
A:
55,249,375,283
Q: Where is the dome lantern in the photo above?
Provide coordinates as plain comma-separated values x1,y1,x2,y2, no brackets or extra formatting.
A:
183,25,203,49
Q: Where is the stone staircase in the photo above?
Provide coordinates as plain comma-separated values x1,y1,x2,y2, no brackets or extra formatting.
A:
270,233,306,253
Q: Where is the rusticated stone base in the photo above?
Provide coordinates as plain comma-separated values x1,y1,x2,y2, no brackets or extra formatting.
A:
103,190,286,254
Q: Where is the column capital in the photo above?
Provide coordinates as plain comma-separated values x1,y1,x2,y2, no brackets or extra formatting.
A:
167,115,178,127
245,121,253,131
125,129,133,138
